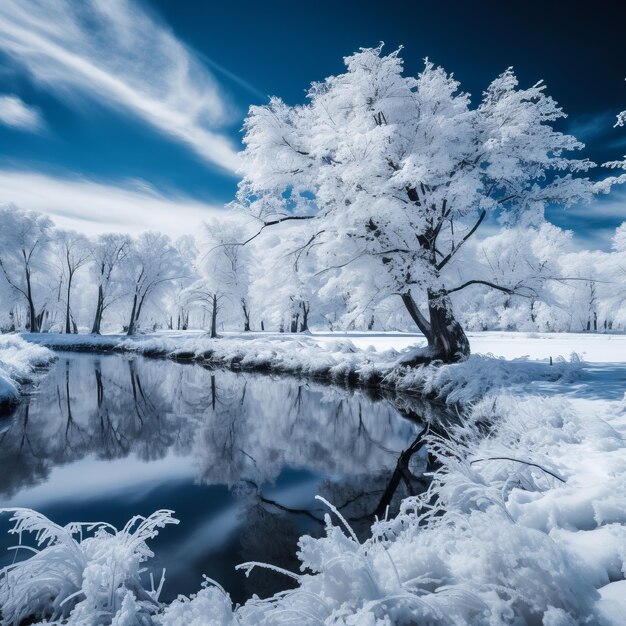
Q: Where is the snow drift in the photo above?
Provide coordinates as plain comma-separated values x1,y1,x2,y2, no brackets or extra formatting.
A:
0,334,55,408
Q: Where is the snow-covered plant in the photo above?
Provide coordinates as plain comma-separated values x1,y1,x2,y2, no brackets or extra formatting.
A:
0,508,178,625
157,576,235,626
235,495,489,625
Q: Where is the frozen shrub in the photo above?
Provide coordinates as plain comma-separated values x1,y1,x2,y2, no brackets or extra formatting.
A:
0,508,178,625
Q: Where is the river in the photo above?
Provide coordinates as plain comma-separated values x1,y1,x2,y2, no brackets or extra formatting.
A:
0,351,446,603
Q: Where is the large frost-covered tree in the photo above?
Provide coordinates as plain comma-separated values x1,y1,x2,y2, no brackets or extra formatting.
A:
236,46,621,361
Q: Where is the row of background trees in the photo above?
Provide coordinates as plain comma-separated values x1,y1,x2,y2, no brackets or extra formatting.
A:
1,203,626,338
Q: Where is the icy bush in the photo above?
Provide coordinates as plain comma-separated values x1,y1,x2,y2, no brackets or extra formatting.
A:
0,508,178,625
393,352,582,404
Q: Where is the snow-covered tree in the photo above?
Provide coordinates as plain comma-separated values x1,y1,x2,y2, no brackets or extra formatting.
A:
236,46,621,361
53,230,91,334
123,232,189,335
201,218,255,332
556,250,609,332
248,221,321,332
459,224,572,330
185,221,247,338
90,233,131,334
613,222,626,252
0,205,53,332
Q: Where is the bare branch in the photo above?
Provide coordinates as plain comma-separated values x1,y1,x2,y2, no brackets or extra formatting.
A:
436,210,486,271
444,279,535,297
470,457,566,483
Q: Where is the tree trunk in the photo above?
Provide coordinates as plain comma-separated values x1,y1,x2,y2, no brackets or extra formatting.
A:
400,290,469,363
290,312,299,333
25,267,38,332
426,289,470,362
401,291,432,341
299,302,309,332
65,271,73,334
127,292,139,336
91,285,104,334
210,294,218,338
242,299,250,331
35,309,46,333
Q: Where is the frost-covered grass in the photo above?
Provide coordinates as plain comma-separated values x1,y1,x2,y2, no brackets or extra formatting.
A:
0,334,56,408
0,508,178,625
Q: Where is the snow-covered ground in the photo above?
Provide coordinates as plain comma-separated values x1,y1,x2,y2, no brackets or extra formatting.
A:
313,330,626,363
0,334,56,407
2,331,625,624
23,328,626,363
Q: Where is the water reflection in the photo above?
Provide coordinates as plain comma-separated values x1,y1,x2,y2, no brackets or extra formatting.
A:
0,352,449,602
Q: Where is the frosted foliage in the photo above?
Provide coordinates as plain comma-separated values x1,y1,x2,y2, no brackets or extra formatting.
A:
236,46,615,320
612,222,626,252
0,508,178,625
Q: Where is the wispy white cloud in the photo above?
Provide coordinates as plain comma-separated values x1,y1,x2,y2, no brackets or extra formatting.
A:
0,169,226,236
566,187,626,221
0,0,240,172
0,94,43,131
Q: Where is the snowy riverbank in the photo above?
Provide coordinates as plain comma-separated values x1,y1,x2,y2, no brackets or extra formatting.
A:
20,330,588,403
2,331,625,624
0,335,56,408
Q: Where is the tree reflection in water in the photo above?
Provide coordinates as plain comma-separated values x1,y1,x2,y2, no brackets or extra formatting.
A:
0,352,452,603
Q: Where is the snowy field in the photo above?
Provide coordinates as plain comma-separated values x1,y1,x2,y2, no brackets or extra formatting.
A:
22,329,626,363
312,330,626,363
2,330,626,624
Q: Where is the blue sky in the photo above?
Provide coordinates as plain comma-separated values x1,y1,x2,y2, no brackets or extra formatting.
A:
0,0,625,245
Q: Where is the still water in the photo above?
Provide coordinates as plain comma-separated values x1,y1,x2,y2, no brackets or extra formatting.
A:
0,352,442,603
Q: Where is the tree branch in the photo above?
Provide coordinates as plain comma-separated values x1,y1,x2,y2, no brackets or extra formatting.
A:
224,215,316,249
444,279,534,297
436,209,486,271
470,456,566,483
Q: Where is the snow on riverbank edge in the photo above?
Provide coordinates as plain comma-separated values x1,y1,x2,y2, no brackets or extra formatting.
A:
21,331,582,405
0,334,56,408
